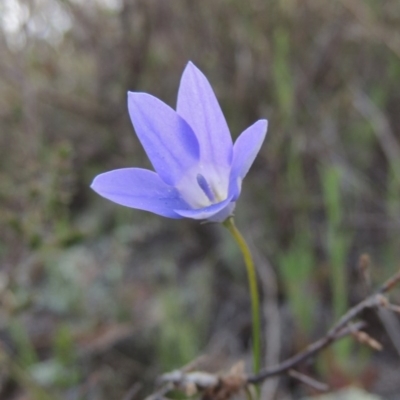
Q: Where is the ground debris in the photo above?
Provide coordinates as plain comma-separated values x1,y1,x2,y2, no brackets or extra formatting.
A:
148,362,247,400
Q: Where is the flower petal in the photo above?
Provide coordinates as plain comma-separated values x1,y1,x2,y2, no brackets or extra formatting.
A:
128,92,200,186
177,62,232,169
207,202,236,222
91,168,189,219
174,195,234,220
229,119,268,200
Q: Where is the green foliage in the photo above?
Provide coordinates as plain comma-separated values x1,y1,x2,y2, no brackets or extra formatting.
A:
9,321,38,368
30,359,80,389
53,325,75,366
279,146,316,336
157,289,202,371
272,26,294,121
279,227,315,336
320,164,353,364
43,324,81,387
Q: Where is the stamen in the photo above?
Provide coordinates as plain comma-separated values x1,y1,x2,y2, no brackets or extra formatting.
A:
196,174,215,202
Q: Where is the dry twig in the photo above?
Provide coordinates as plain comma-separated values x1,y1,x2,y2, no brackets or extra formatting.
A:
144,269,400,399
249,269,400,384
288,369,329,392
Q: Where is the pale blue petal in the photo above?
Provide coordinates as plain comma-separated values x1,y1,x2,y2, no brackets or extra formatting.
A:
91,168,189,219
229,119,268,200
207,202,236,222
174,195,234,220
128,92,200,186
177,62,232,169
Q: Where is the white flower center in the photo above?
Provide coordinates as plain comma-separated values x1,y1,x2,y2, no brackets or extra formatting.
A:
175,165,229,209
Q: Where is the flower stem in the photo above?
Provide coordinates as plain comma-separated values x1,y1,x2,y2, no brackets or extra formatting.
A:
223,217,261,376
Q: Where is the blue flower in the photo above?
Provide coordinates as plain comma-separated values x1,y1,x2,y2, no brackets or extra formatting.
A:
91,62,268,222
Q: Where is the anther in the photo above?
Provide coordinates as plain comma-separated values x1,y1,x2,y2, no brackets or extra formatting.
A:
196,174,215,202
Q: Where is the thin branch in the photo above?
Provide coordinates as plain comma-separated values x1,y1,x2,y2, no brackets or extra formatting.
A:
385,304,400,314
248,269,400,384
288,369,329,392
247,322,365,384
379,270,400,293
350,328,383,351
358,253,372,295
376,307,400,357
122,382,142,400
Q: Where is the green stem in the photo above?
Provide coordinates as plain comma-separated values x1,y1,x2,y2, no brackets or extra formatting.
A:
223,217,261,375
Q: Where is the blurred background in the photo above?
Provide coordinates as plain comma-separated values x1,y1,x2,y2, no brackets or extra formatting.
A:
1,0,400,399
